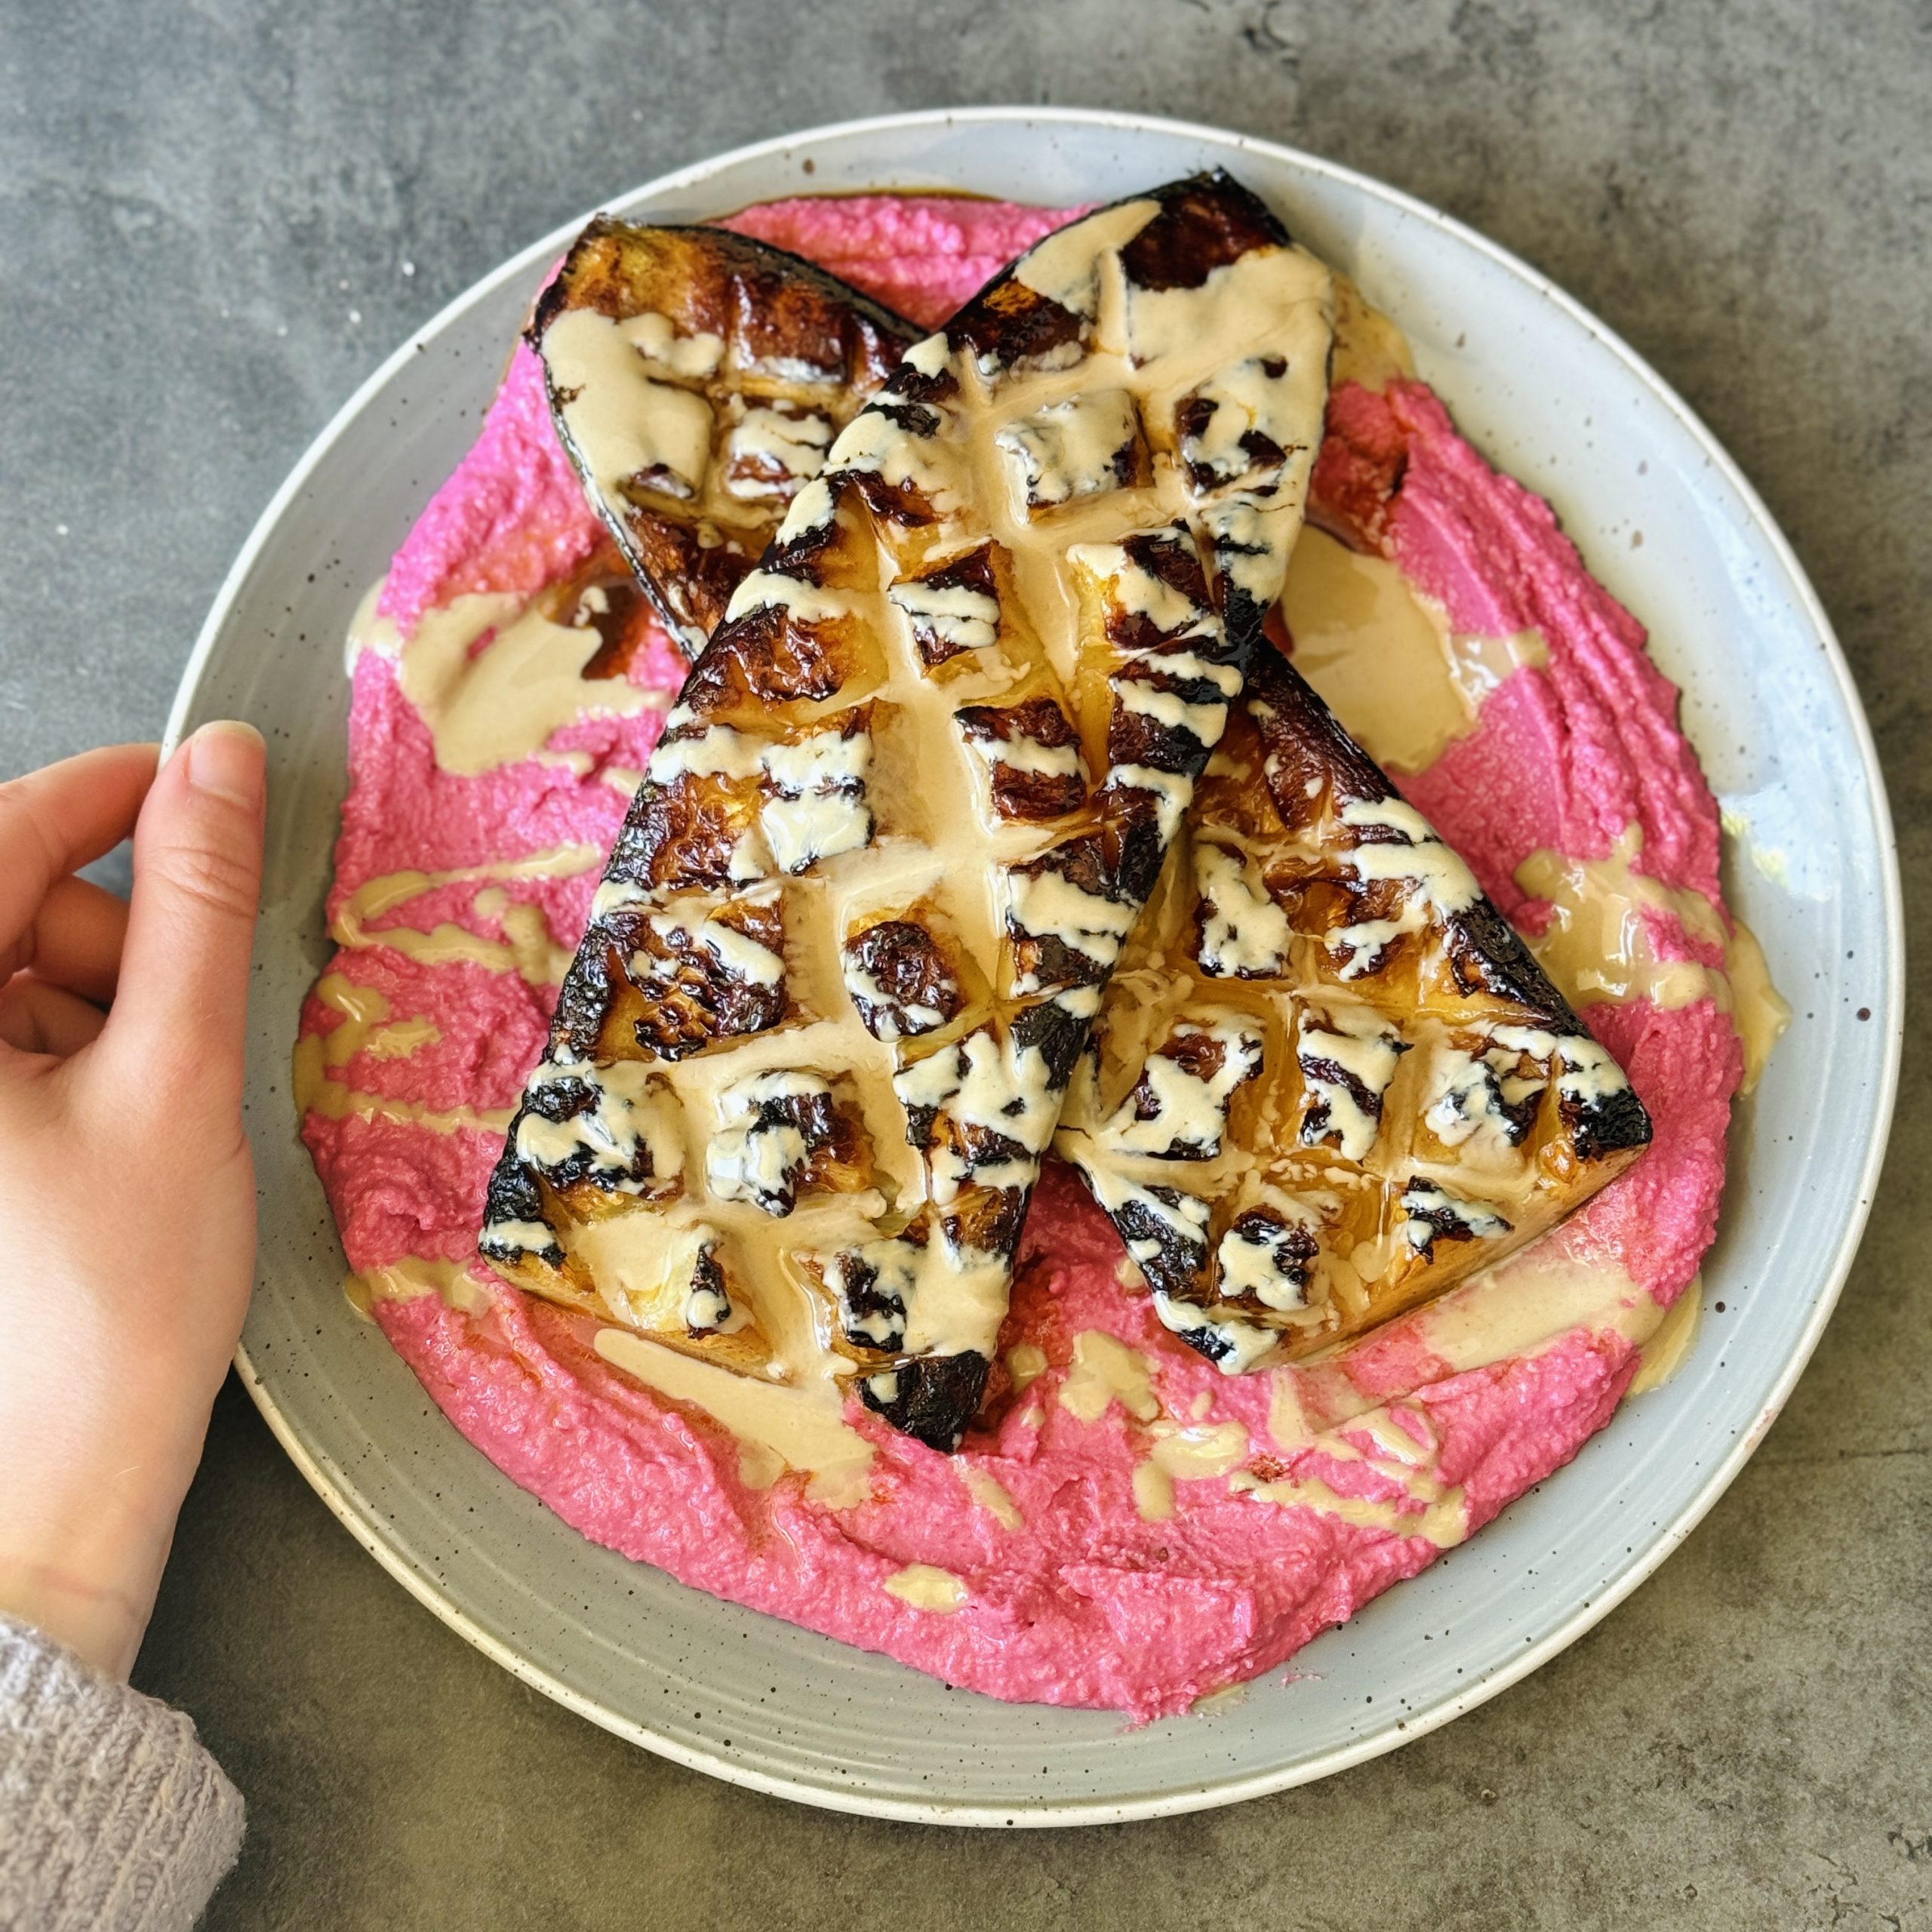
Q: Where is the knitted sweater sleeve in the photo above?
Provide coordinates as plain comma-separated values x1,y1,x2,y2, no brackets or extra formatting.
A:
0,1614,243,1930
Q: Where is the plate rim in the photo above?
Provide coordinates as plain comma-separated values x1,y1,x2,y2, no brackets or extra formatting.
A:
168,103,1906,1827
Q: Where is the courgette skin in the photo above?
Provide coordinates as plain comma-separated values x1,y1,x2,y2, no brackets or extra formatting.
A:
529,220,921,659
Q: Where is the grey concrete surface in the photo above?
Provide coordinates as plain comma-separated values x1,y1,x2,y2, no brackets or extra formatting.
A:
3,2,1927,1925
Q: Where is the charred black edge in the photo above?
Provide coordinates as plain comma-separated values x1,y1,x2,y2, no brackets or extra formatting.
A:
1401,1179,1512,1257
1570,1083,1654,1161
1169,1317,1241,1370
936,168,1295,365
1114,1189,1211,1303
1449,897,1577,1019
1059,1152,1223,1330
862,1351,991,1452
1245,645,1389,807
480,1142,564,1267
1010,995,1091,1089
528,214,920,368
1245,642,1654,1153
527,217,921,659
1118,170,1293,292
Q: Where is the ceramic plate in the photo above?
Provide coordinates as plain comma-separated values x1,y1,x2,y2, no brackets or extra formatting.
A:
165,108,1902,1824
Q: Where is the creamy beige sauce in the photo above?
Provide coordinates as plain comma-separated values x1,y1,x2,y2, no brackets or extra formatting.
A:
351,580,664,777
734,1441,788,1491
1056,1330,1253,1524
308,976,440,1067
1133,1461,1176,1521
1282,528,1546,775
1629,1276,1702,1395
361,1013,441,1060
592,1323,874,1507
1256,1364,1466,1540
1004,1342,1048,1393
292,974,512,1137
1419,1244,1660,1368
534,302,871,610
328,847,599,987
1227,1236,1686,1550
1058,1331,1161,1424
1517,827,1791,1092
1272,521,1788,1097
961,1466,1024,1530
344,1255,495,1322
882,1562,968,1611
1135,1417,1252,1521
1266,1370,1314,1455
1255,1380,1464,1539
1189,1681,1251,1715
1720,920,1791,1097
1235,1459,1465,1546
1013,199,1160,312
1327,272,1417,394
540,306,722,506
1041,1312,1476,1543
1148,1417,1249,1480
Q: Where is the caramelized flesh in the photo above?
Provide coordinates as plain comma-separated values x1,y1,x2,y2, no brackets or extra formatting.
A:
1055,647,1653,1372
484,175,1336,1448
530,220,922,658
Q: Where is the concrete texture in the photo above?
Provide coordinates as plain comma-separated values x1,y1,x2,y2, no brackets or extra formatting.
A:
2,2,1927,1924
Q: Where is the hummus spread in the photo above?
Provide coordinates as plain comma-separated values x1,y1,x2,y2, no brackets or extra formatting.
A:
296,193,1783,1718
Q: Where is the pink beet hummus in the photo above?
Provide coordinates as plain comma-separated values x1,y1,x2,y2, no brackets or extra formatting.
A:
300,195,1746,1719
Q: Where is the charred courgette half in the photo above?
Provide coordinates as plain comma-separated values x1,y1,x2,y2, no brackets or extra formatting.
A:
528,219,921,659
482,171,1335,1451
1054,644,1653,1374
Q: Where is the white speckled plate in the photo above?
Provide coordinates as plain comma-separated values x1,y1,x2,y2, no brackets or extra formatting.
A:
165,109,1902,1824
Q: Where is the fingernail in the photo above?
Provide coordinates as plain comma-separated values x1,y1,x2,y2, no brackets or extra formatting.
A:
185,721,266,810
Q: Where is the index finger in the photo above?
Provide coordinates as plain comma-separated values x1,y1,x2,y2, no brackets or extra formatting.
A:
0,746,159,953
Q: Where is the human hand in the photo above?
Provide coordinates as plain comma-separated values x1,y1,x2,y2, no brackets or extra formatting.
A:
0,726,266,1677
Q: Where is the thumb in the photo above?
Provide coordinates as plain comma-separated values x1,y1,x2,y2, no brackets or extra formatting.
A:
94,721,266,1129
